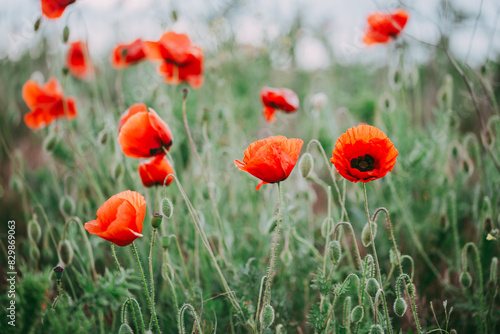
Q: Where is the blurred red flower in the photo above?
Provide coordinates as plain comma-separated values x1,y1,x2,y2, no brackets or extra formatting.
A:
330,124,398,183
66,41,93,80
84,190,146,246
22,77,77,130
41,0,76,19
111,39,146,69
138,154,175,187
118,105,173,158
235,136,303,190
143,31,204,88
363,9,409,45
260,87,299,122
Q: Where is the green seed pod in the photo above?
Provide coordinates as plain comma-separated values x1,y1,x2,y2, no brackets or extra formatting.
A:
151,213,163,229
59,195,76,216
350,305,364,323
370,324,384,334
490,257,498,283
329,240,341,265
118,323,134,334
58,240,74,266
460,271,472,289
161,198,174,219
260,305,275,330
62,26,70,43
34,17,42,31
53,266,64,280
299,153,313,178
393,298,407,317
44,132,58,152
361,222,377,247
160,235,172,250
28,216,42,243
366,277,380,298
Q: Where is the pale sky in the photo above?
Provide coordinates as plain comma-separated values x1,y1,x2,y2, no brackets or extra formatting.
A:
1,0,499,69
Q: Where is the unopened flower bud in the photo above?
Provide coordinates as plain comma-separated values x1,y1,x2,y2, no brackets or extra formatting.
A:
34,17,42,31
393,298,407,317
171,10,178,22
460,271,472,289
299,153,313,178
450,330,457,334
58,240,74,266
350,305,364,323
28,216,42,243
59,195,76,216
370,324,384,334
366,278,380,298
161,198,173,219
44,132,58,152
151,213,163,229
113,163,123,180
119,323,134,334
98,130,108,145
62,67,69,76
53,265,64,280
329,240,341,264
62,26,70,43
280,249,293,266
10,175,23,193
260,305,275,330
361,222,377,247
490,257,497,283
484,217,493,234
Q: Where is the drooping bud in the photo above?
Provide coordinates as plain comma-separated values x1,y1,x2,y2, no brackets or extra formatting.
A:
393,298,407,317
10,175,23,193
118,323,134,334
490,257,498,283
299,153,313,178
329,240,341,264
484,217,493,234
268,218,278,233
113,162,123,181
151,213,163,229
59,195,76,216
98,129,108,145
361,222,377,247
366,278,380,298
350,305,364,323
34,17,42,31
44,132,58,152
449,330,457,334
370,324,384,334
53,265,64,280
280,249,293,266
161,198,174,219
260,305,275,330
343,296,351,326
58,240,74,266
28,216,42,243
171,10,178,22
62,26,70,43
460,271,472,288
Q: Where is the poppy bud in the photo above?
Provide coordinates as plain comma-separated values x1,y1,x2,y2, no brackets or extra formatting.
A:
378,92,396,113
34,17,42,31
113,163,123,180
280,249,293,266
171,10,178,22
450,330,457,334
366,278,380,298
260,305,275,330
59,195,76,216
62,26,70,43
370,324,384,334
460,271,472,289
329,240,341,264
62,67,69,76
118,324,134,334
10,175,23,193
161,235,172,250
361,222,377,247
484,217,493,234
44,132,58,152
268,218,278,233
393,298,407,317
53,265,64,280
98,130,108,145
343,296,351,326
58,240,74,266
161,198,174,219
490,257,498,283
299,153,313,178
151,213,163,229
28,216,42,244
350,305,364,323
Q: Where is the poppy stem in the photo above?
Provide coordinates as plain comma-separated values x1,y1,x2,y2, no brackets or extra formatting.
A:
362,183,393,334
148,228,158,331
260,182,283,332
131,242,162,334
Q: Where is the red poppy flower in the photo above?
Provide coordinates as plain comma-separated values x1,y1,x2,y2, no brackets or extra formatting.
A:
84,190,146,246
118,106,173,158
260,87,299,122
235,136,303,190
66,41,93,81
111,39,146,69
363,9,409,45
330,124,398,183
41,0,76,19
22,77,77,130
138,154,175,187
143,31,204,88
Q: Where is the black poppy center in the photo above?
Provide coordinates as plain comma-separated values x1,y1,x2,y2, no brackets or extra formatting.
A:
351,155,376,172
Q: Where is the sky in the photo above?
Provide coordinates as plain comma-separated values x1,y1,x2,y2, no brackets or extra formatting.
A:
1,0,499,70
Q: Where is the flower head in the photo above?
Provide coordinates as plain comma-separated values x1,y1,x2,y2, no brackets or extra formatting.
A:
118,104,173,158
22,77,77,130
111,39,146,69
138,154,175,187
330,124,398,183
41,0,76,19
66,41,93,80
84,190,146,246
363,9,409,45
260,87,299,122
143,31,204,88
235,136,303,190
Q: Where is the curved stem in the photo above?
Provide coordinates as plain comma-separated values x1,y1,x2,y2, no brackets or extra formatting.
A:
332,222,363,271
462,242,487,334
178,303,203,334
396,274,422,334
62,216,97,280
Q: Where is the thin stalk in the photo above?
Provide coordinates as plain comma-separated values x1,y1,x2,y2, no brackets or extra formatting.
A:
148,228,158,331
173,236,194,297
163,250,179,314
462,242,487,334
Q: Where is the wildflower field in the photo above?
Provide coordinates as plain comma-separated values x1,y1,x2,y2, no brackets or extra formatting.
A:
1,1,500,333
